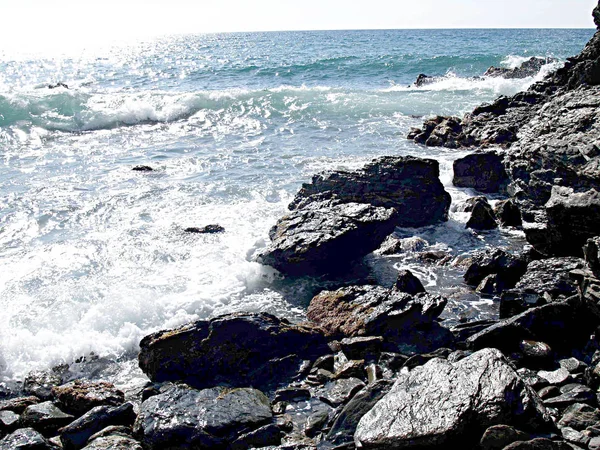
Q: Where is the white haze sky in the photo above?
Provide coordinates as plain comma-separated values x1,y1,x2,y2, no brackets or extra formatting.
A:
0,0,597,50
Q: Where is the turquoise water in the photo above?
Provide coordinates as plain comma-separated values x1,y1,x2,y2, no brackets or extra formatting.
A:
0,29,594,382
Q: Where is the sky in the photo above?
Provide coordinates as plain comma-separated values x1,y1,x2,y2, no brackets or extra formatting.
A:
0,0,597,49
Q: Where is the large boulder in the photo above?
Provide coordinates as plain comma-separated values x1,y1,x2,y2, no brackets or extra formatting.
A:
138,312,328,390
133,385,273,450
288,156,451,227
258,200,398,275
453,151,509,193
354,348,550,449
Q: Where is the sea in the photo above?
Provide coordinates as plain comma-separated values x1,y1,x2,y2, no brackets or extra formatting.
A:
0,28,595,388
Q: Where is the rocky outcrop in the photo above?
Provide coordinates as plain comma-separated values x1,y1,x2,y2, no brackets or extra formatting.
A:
257,200,398,275
138,312,328,390
133,385,273,450
465,197,498,230
453,151,509,193
484,57,555,79
354,348,550,449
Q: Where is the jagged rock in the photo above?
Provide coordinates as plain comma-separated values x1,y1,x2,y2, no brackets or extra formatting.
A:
528,187,600,257
559,358,588,374
288,156,451,227
453,151,509,193
339,337,383,361
258,200,398,275
502,438,572,450
52,381,124,416
327,380,393,445
479,424,529,450
411,116,467,148
21,402,74,436
81,434,143,450
304,410,330,438
23,371,64,401
374,236,428,255
393,270,426,295
354,348,551,448
543,385,596,408
494,199,523,227
59,403,136,450
413,74,436,87
466,198,498,230
514,257,585,299
133,385,272,450
560,426,590,447
318,378,365,407
307,286,452,354
0,397,40,414
0,428,59,449
184,224,225,234
334,360,364,380
584,237,600,276
0,410,19,436
450,320,498,342
558,403,600,430
484,57,554,79
463,248,527,289
230,424,283,449
138,312,328,390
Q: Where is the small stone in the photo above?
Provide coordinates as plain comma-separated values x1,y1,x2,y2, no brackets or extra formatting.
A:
0,427,58,449
0,397,41,414
23,371,64,401
132,165,153,172
366,364,382,384
538,386,561,400
561,426,590,447
0,410,19,435
558,403,600,430
544,385,595,408
538,367,571,385
560,358,588,374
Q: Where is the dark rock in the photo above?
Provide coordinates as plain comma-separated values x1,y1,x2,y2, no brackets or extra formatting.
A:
499,290,548,319
48,82,68,89
0,410,19,436
453,151,509,193
52,380,124,416
184,224,225,234
333,361,364,381
138,312,328,390
0,427,59,449
451,319,498,342
354,348,551,449
393,270,426,295
466,197,498,230
558,403,600,430
258,200,398,275
374,236,428,255
0,397,40,414
477,274,502,295
303,411,330,438
494,199,523,227
411,116,466,148
378,353,409,373
479,424,530,450
274,388,311,404
518,368,550,390
413,74,436,87
584,237,600,277
312,355,335,372
133,385,272,450
81,434,143,450
463,248,528,289
318,378,365,407
518,340,553,367
21,402,74,436
131,165,153,172
560,426,590,447
484,57,554,79
365,364,382,384
230,424,283,449
326,380,393,445
23,371,64,402
514,257,585,301
544,385,596,408
339,337,383,361
288,156,451,227
538,386,561,400
59,403,136,450
501,438,572,450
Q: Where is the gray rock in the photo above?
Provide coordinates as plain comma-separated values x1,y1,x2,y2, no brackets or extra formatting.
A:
21,402,74,436
466,197,498,230
393,270,426,295
502,438,572,450
52,380,125,416
23,371,64,402
0,427,59,449
81,435,143,450
463,248,527,289
514,257,585,301
479,424,529,450
558,403,600,430
133,385,272,449
0,410,19,436
584,237,600,276
258,200,398,275
138,312,328,390
453,151,509,193
538,368,572,386
0,397,41,414
59,403,136,450
374,236,428,256
319,378,365,407
354,348,550,448
230,424,283,449
494,199,523,227
560,426,591,447
544,385,596,408
484,57,555,79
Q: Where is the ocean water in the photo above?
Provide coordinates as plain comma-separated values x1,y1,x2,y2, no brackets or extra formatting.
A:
0,29,594,384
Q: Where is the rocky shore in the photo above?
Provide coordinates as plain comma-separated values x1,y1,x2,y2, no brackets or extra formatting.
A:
3,4,600,450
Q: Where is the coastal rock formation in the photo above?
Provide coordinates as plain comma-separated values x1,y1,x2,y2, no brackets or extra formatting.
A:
452,151,509,193
259,156,450,274
484,57,555,79
133,385,273,450
138,312,328,390
354,348,550,448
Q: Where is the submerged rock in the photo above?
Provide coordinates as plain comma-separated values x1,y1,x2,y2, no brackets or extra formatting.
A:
138,312,328,390
484,57,555,79
133,385,273,450
354,348,550,449
184,224,225,234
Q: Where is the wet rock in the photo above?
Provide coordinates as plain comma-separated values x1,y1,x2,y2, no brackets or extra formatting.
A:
494,199,523,227
559,358,588,375
479,424,530,450
584,237,600,276
484,57,554,79
59,403,136,450
0,397,40,414
334,360,364,380
413,74,436,87
393,269,426,295
52,381,125,416
374,236,428,255
378,353,409,373
312,355,335,372
21,402,74,436
518,340,553,368
466,197,498,230
560,426,590,447
451,319,498,342
0,427,59,449
319,378,365,407
48,82,68,89
502,438,572,450
339,337,383,361
354,348,550,449
184,224,225,234
131,165,153,172
463,248,528,289
0,410,19,436
514,257,585,301
544,385,596,408
230,424,283,449
327,380,393,445
538,386,561,400
138,312,328,390
133,384,272,450
558,403,600,430
303,411,330,438
23,371,64,402
258,200,398,275
453,151,509,193
288,156,451,227
274,388,311,404
81,434,143,450
411,116,466,148
518,368,550,390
